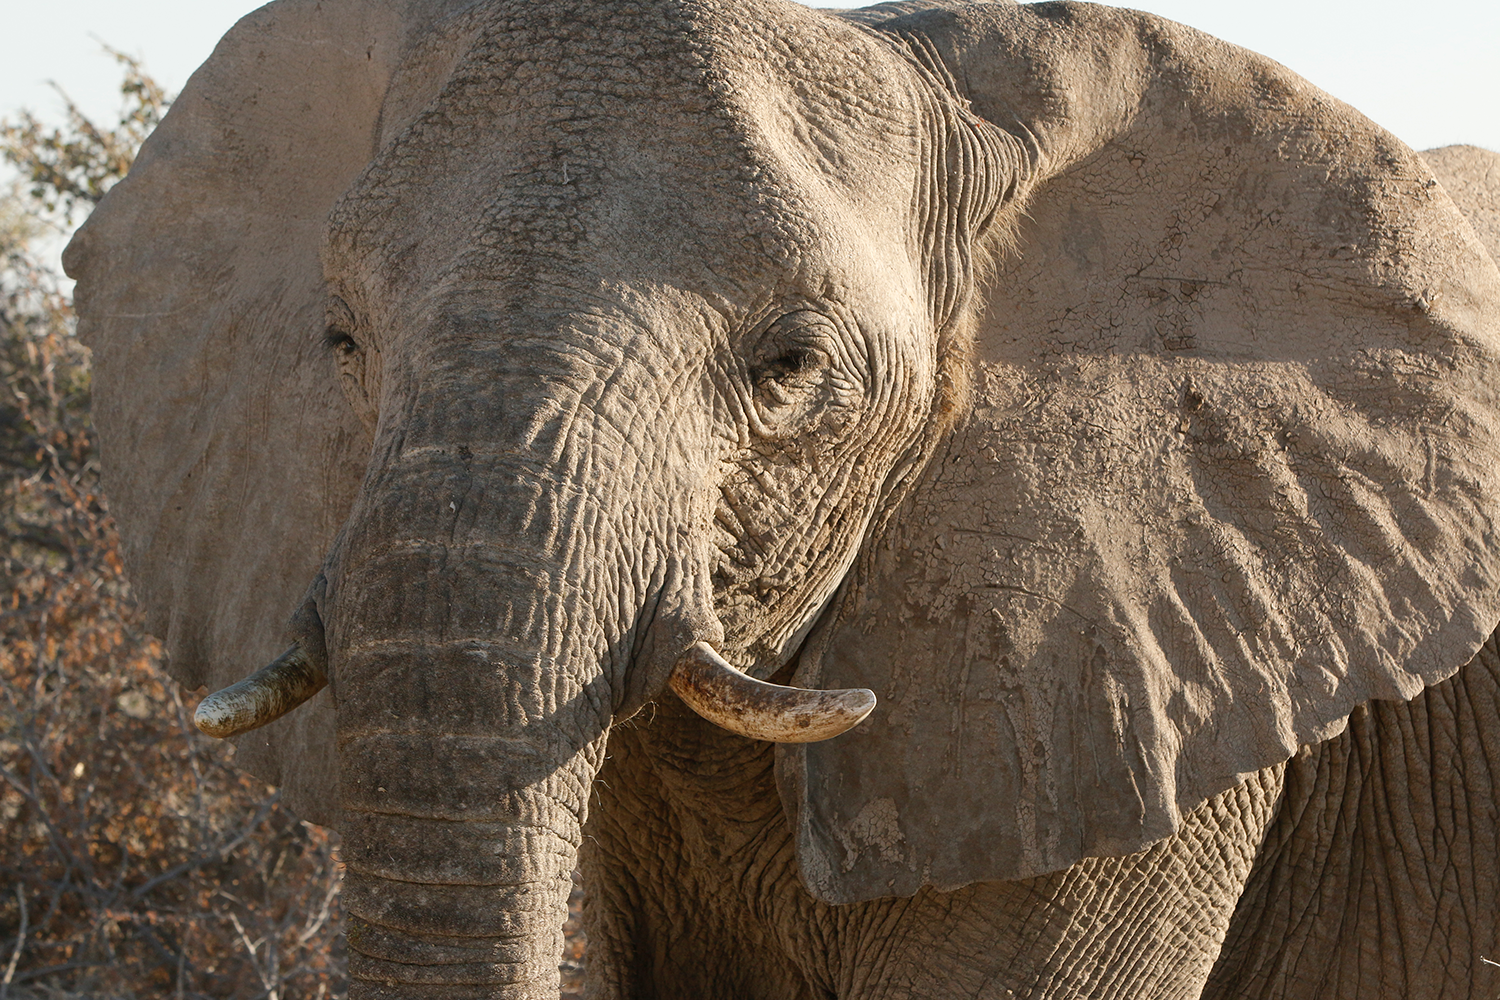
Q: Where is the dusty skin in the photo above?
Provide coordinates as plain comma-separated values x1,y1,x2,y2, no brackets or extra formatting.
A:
64,0,1500,996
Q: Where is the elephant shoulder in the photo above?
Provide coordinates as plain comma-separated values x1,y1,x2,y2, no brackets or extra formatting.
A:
1205,636,1500,999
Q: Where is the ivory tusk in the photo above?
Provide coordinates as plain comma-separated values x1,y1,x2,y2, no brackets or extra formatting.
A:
193,643,328,738
668,641,875,743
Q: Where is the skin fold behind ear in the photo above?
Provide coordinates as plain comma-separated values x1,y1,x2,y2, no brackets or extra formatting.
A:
62,0,479,824
783,0,1500,904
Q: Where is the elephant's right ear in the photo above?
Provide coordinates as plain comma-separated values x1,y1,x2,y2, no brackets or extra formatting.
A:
63,0,476,820
785,1,1500,903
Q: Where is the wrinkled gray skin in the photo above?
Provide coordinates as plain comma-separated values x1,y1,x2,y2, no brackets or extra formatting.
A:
66,0,1500,996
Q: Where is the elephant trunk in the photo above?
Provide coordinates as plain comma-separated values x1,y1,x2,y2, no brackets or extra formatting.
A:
339,760,590,998
333,606,607,999
328,430,620,997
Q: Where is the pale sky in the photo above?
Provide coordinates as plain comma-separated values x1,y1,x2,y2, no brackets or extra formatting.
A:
4,0,1497,167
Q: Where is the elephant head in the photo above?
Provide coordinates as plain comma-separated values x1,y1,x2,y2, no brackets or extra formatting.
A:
65,0,1500,995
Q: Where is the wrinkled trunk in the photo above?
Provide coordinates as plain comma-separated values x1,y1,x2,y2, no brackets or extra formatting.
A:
334,502,611,997
343,842,578,998
331,412,628,996
336,632,599,997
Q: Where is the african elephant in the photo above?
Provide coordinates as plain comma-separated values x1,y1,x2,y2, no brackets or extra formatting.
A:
64,0,1500,995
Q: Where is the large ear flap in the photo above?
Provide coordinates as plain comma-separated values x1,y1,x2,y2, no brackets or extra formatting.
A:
1424,145,1500,262
63,0,477,823
783,1,1500,903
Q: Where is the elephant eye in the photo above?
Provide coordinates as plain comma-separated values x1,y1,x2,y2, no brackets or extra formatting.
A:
323,295,380,432
325,295,361,355
755,346,827,403
325,330,361,356
744,310,854,439
751,312,838,400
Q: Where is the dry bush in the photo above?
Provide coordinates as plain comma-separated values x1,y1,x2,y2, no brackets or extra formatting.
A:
0,480,345,1000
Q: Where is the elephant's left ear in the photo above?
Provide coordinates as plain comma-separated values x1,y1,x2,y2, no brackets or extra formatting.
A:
782,0,1500,903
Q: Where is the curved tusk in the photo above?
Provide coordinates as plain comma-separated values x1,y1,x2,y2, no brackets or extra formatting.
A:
193,643,328,739
668,641,875,743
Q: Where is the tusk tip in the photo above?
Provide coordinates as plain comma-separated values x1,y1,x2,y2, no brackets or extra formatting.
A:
193,695,244,739
776,687,876,743
669,641,878,743
835,687,877,720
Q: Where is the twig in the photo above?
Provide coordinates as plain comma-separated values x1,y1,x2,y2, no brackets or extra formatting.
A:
9,961,106,985
0,884,28,999
297,868,342,947
175,919,189,999
229,912,278,1000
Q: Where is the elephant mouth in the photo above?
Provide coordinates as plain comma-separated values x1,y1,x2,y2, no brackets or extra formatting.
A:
194,596,874,744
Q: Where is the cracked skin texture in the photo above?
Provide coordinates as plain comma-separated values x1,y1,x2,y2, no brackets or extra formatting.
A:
64,0,1500,994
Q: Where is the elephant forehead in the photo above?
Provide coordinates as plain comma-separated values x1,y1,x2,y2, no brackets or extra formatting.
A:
326,0,923,298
